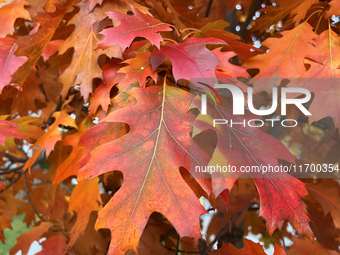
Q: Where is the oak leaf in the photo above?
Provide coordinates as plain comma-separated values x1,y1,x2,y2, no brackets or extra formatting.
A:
151,37,225,82
77,84,209,254
97,5,172,50
0,39,28,93
195,27,259,61
58,1,122,100
211,239,285,254
0,0,31,38
288,238,339,255
0,215,11,243
118,51,157,89
326,0,340,18
10,222,53,255
289,29,340,129
253,0,317,33
213,49,250,79
88,59,125,115
0,119,24,146
35,235,67,255
306,183,340,229
192,97,313,239
11,1,74,85
244,22,322,93
67,178,102,248
23,111,77,171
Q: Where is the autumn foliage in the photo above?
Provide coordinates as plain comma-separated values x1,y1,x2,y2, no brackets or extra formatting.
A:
1,0,340,254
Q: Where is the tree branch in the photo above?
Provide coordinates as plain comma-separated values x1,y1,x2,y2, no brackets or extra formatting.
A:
239,0,263,38
0,165,24,175
0,171,23,193
205,0,214,18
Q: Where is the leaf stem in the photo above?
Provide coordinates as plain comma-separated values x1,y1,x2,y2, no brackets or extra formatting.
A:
182,31,198,41
314,10,325,34
163,38,178,44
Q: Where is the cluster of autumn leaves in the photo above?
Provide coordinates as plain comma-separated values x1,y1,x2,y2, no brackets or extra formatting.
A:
1,0,340,254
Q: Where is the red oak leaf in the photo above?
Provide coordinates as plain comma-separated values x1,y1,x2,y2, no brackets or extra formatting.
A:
0,119,25,146
77,83,209,254
97,5,172,50
117,51,158,89
213,49,250,79
35,235,67,255
0,39,28,93
192,96,313,239
150,37,226,82
211,239,286,254
0,0,31,38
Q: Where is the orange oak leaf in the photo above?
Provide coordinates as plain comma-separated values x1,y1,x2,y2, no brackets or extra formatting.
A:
11,71,49,115
0,39,28,93
0,119,24,146
52,118,92,184
290,0,319,24
79,89,134,168
88,59,125,115
67,178,102,248
36,235,67,255
150,37,226,82
211,239,286,254
289,29,340,129
117,51,157,89
77,84,209,254
11,116,44,144
42,40,63,61
58,1,122,100
10,222,53,255
213,49,250,79
288,238,339,255
0,0,31,37
97,5,172,51
253,0,317,33
244,22,322,93
326,0,340,18
89,0,102,10
195,28,260,62
133,216,174,255
89,81,111,115
0,215,11,243
11,0,74,85
23,111,77,171
44,0,58,13
192,96,313,239
306,183,340,229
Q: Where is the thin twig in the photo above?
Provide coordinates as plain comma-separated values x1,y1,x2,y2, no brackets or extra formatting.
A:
23,170,45,222
239,0,263,38
280,229,287,253
5,152,28,163
0,171,23,193
160,227,177,242
175,235,180,255
0,165,24,175
205,0,214,18
165,247,201,254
